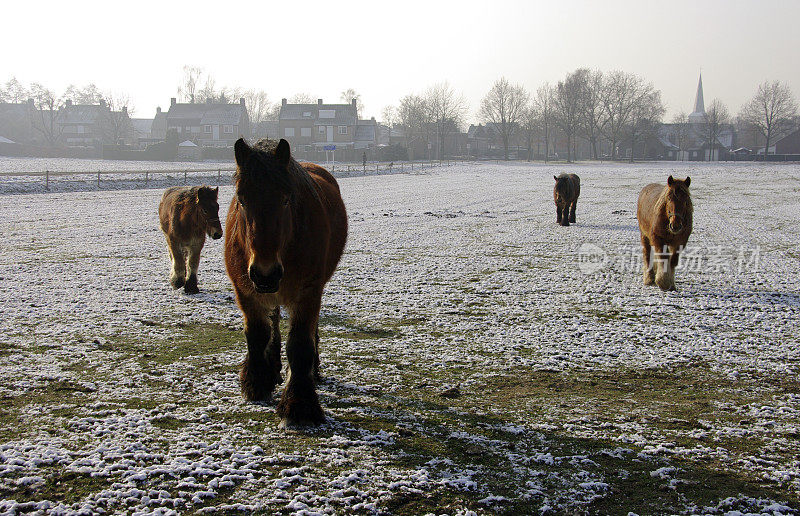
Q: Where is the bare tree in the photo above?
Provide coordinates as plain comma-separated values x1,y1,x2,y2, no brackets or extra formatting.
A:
600,71,655,159
425,82,468,159
381,105,398,127
340,88,364,118
242,90,278,124
577,69,605,159
178,66,204,103
62,83,104,105
397,94,430,160
28,83,63,146
1,77,29,103
98,93,134,145
290,93,316,104
533,84,554,162
739,80,798,156
479,77,529,160
553,70,585,162
701,99,730,160
519,103,539,161
670,112,690,160
625,88,664,162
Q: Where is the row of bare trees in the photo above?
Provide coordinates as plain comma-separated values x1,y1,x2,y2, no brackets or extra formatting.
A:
477,69,665,161
382,82,469,160
0,78,134,146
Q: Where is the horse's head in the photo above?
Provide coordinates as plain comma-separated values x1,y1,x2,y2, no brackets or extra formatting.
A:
665,175,691,234
197,186,222,240
554,175,568,203
233,138,295,294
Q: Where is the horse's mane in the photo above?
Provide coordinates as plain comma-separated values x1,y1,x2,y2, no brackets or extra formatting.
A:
655,181,693,215
234,138,321,203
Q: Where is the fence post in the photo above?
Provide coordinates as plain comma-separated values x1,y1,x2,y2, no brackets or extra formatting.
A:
184,170,187,182
97,171,100,188
218,169,221,182
45,170,49,191
145,170,148,185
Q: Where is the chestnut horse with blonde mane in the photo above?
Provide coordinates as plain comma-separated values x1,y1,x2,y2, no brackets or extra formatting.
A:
637,176,693,291
159,186,223,294
225,138,347,428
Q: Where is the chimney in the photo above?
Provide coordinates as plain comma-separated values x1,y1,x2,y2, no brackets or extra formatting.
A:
206,97,212,104
352,99,357,109
281,98,287,106
156,106,161,114
318,99,323,105
171,97,177,106
99,99,106,108
27,98,34,108
65,99,72,107
122,106,128,115
240,97,245,106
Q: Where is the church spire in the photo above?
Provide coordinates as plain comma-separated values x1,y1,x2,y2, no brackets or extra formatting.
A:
688,72,706,123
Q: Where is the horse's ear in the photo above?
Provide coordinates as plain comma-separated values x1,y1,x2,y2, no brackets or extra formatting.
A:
275,138,291,164
667,175,675,186
234,138,251,166
684,177,690,187
213,186,219,198
554,175,558,181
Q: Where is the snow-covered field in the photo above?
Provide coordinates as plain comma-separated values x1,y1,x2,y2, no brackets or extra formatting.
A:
0,161,799,514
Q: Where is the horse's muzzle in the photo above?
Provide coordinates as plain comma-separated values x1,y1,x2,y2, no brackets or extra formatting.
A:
249,264,283,293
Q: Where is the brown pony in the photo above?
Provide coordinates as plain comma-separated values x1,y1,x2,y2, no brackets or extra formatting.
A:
554,173,580,226
637,176,693,291
158,186,223,294
225,138,348,428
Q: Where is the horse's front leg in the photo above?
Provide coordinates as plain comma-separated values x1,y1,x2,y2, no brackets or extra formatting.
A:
240,302,281,402
641,235,655,285
166,237,186,289
556,204,562,224
277,298,324,428
653,240,675,291
184,241,204,294
569,199,577,223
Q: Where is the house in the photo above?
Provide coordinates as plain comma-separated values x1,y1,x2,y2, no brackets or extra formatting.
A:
774,127,800,155
0,101,34,145
151,107,167,140
56,99,133,147
165,97,250,147
278,98,360,160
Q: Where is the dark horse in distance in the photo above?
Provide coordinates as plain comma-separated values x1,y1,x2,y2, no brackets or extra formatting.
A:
554,173,580,226
637,176,693,291
225,138,348,428
159,186,223,294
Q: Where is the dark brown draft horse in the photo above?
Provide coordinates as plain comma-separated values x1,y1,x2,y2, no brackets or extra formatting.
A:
637,176,693,291
554,173,580,226
225,138,348,428
159,186,223,294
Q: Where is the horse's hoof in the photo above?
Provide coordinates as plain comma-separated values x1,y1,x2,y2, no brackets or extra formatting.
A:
184,275,199,294
170,277,185,289
561,222,570,227
278,413,325,431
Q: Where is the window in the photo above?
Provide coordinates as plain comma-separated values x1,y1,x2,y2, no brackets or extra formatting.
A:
303,111,311,117
300,127,311,137
284,127,295,137
204,125,211,133
338,126,347,135
318,126,325,134
223,125,233,134
319,110,335,119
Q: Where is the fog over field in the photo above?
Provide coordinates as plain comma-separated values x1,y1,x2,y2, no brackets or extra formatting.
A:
0,162,798,514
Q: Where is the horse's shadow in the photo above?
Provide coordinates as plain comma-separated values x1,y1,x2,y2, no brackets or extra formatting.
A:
185,290,236,307
577,223,638,232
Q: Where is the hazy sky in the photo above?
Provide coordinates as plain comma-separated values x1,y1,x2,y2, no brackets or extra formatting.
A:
3,0,798,123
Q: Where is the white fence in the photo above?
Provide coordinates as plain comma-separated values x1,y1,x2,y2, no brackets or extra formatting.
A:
0,160,458,192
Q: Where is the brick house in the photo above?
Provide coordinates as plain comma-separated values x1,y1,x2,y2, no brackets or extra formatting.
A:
279,98,368,160
165,97,250,147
